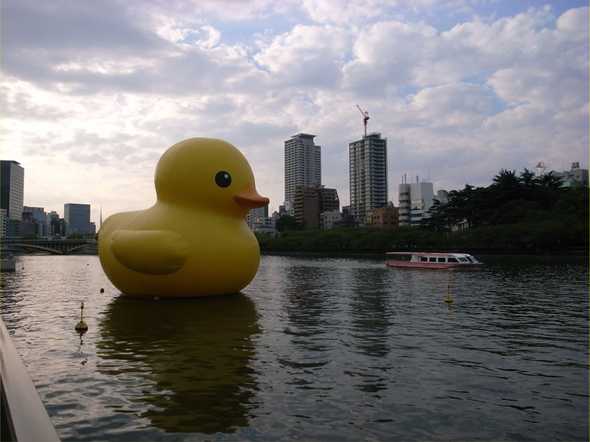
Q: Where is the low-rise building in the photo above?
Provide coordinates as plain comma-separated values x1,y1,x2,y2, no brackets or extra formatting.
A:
319,187,339,213
339,205,357,228
247,206,269,230
21,209,39,237
0,209,7,238
320,210,342,230
251,217,276,235
294,186,320,229
247,205,276,235
367,204,399,229
48,211,66,237
23,206,48,237
294,185,340,230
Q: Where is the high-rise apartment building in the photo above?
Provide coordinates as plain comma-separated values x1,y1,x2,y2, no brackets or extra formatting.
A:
0,160,25,236
64,203,91,235
349,133,388,224
284,133,321,211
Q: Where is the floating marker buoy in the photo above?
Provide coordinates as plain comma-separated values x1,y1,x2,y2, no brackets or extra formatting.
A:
100,288,104,293
444,277,454,304
75,302,88,334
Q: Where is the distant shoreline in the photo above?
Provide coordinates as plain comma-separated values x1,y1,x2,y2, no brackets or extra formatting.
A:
261,249,588,258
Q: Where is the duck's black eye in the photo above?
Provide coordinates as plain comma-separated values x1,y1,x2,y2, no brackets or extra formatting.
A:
215,171,232,188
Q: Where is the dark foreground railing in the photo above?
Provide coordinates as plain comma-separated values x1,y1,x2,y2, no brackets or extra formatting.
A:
0,318,60,442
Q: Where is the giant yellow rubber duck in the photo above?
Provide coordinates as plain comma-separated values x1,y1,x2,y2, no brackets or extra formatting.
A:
98,138,269,297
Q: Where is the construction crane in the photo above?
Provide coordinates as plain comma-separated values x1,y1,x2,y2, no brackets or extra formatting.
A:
356,105,369,138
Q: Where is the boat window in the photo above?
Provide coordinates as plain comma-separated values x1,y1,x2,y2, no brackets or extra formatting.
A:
458,257,468,262
465,256,473,262
437,257,446,263
420,257,428,262
448,257,458,263
429,257,437,262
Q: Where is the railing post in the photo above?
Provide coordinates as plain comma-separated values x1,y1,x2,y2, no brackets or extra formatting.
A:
0,318,61,442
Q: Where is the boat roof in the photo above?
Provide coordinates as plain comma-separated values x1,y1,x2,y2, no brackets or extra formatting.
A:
386,252,475,257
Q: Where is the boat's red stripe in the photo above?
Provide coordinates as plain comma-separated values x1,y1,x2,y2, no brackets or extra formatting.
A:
385,261,479,269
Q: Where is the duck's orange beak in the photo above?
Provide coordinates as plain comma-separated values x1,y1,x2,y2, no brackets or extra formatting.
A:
234,187,269,209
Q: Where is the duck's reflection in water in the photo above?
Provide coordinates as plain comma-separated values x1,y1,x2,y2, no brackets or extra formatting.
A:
97,294,260,434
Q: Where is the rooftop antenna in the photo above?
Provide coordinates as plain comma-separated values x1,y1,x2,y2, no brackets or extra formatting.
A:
356,105,370,138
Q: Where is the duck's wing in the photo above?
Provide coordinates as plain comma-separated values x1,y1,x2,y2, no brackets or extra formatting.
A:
110,230,189,275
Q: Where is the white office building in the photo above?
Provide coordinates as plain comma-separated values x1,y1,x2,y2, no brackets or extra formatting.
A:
398,178,435,227
349,133,388,224
284,134,321,211
552,162,589,187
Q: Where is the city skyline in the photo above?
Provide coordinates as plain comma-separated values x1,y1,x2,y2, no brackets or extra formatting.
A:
2,1,588,218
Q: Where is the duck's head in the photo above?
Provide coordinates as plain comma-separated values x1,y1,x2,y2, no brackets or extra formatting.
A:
154,138,269,217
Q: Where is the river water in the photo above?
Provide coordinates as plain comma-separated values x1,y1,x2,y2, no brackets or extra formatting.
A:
0,254,587,441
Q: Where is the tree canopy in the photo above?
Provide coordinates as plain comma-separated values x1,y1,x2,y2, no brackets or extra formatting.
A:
422,169,586,231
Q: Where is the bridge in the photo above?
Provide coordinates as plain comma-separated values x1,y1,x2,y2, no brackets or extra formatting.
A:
1,239,98,255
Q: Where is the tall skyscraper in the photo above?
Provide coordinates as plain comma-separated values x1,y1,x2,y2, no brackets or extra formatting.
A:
0,160,25,236
64,203,91,235
284,133,321,211
349,133,388,224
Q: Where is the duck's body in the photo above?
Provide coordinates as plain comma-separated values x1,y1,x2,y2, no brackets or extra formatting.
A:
98,138,268,297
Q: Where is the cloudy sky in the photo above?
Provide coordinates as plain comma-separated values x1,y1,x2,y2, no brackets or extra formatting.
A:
2,0,588,222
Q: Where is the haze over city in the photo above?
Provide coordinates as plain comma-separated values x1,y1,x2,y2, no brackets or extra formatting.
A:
2,0,588,223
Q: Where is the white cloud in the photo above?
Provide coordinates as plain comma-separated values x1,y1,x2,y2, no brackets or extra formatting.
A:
1,2,587,217
255,25,351,88
301,0,390,24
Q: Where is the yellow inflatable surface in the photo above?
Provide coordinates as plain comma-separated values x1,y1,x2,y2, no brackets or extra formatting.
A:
98,138,269,297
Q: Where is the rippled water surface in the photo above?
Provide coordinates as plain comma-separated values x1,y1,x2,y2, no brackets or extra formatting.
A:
1,254,588,441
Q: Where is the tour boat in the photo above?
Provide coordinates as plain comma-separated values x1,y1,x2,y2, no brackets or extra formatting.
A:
385,252,483,270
